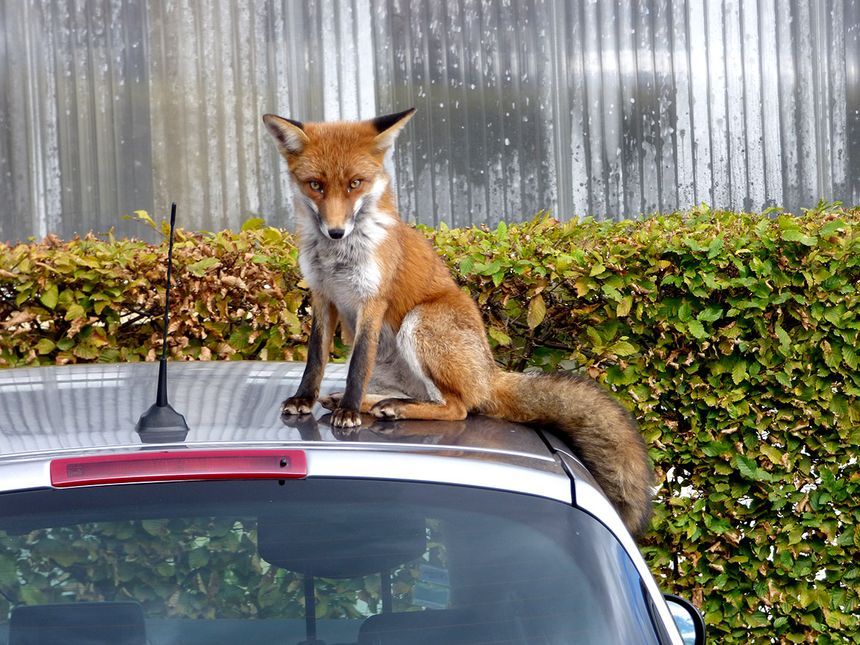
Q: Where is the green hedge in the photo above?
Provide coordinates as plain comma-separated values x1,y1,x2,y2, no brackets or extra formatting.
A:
0,216,310,364
1,205,858,642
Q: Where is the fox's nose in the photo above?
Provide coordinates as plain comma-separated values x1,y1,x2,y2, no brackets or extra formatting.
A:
328,228,345,239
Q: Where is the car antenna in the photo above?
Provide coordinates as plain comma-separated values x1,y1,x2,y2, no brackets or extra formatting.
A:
136,203,190,443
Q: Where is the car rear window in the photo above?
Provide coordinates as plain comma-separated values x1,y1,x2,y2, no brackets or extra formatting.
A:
0,479,658,644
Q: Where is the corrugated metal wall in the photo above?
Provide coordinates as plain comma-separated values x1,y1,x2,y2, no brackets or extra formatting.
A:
1,0,858,241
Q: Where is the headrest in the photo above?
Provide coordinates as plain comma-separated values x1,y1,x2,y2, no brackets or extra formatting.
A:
257,506,426,578
358,608,508,645
9,601,147,645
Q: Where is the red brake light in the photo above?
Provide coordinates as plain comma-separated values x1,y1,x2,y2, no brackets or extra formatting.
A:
50,449,307,487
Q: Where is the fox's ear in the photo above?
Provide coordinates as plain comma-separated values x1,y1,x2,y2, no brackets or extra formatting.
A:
371,108,416,151
262,114,309,155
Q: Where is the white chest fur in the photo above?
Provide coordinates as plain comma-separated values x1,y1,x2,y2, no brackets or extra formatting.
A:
299,234,381,313
297,215,393,326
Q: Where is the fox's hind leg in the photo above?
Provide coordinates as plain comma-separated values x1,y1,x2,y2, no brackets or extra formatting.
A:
369,396,468,421
319,391,390,413
369,297,494,422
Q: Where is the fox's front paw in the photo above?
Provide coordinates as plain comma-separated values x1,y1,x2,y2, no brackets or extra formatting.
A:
331,407,362,429
281,396,315,416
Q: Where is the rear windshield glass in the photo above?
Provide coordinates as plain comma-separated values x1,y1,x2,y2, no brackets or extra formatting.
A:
0,479,658,645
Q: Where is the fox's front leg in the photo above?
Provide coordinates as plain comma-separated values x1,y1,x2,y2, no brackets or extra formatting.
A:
281,296,338,416
331,299,386,429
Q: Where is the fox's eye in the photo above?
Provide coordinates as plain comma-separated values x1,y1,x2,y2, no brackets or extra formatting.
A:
349,178,362,191
308,180,323,193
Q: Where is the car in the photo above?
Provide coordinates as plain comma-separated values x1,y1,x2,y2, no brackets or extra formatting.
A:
0,360,705,644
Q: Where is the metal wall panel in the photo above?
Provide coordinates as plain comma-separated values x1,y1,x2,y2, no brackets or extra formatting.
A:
1,0,858,241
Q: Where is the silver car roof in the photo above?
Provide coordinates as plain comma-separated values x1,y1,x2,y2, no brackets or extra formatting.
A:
0,361,560,467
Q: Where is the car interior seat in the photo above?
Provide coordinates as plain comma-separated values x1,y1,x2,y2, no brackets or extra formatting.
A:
9,601,147,645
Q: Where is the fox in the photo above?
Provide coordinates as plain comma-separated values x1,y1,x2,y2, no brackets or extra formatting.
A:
263,108,654,536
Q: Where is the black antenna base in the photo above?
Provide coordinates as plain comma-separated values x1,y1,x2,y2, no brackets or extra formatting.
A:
135,401,190,443
136,358,189,443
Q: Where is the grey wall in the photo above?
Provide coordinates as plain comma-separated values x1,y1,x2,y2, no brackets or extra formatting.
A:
1,0,858,242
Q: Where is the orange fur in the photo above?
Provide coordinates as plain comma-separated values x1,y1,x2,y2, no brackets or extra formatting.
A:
265,109,654,537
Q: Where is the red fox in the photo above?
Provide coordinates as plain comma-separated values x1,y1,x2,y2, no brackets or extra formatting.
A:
263,108,653,536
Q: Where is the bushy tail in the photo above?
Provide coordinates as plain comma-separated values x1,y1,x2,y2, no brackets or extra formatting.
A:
484,371,653,537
